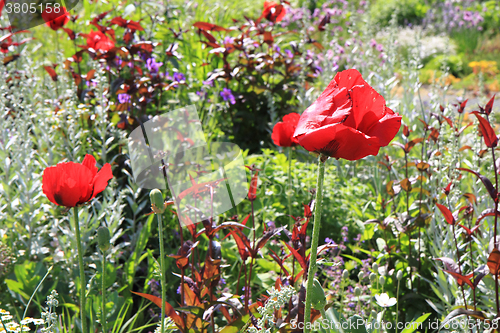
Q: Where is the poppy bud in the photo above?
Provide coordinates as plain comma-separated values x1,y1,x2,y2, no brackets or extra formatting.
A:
372,263,379,272
369,273,377,284
150,189,165,214
97,226,111,252
354,287,361,297
396,270,403,281
379,276,385,286
342,269,349,280
370,310,377,318
309,279,327,310
358,271,364,281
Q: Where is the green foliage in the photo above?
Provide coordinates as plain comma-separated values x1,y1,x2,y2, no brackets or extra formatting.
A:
369,0,429,27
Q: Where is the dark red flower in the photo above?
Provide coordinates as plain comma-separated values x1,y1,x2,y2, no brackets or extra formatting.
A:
41,6,70,31
86,30,114,51
42,154,113,207
272,113,300,147
260,1,286,23
293,69,401,161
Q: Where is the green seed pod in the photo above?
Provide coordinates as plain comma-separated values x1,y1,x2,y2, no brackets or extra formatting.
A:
369,273,377,284
354,286,361,296
97,226,111,252
310,279,327,310
150,189,165,214
396,270,403,281
379,276,385,286
342,269,349,280
358,271,364,281
372,262,379,272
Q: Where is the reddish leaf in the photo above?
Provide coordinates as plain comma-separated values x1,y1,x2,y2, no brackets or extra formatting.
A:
62,28,75,40
443,182,452,195
263,31,273,45
43,66,58,81
283,242,307,269
458,99,468,113
476,208,500,226
192,22,228,32
130,291,184,329
484,94,496,116
471,111,498,148
442,270,474,288
248,171,258,201
457,168,497,201
487,248,500,275
200,30,216,43
435,257,460,273
436,203,455,225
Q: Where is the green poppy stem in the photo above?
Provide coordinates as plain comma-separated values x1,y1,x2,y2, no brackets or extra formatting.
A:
304,155,326,333
288,147,293,228
157,212,167,333
102,252,107,333
74,207,88,333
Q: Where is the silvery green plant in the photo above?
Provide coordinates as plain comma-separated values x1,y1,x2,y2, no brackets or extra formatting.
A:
247,286,296,333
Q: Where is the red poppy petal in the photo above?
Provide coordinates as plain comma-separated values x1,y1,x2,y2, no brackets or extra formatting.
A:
44,162,93,207
42,165,63,205
91,163,113,199
349,84,386,132
293,81,350,138
297,123,380,160
334,69,366,91
272,122,294,147
82,154,98,177
282,112,300,125
365,107,402,147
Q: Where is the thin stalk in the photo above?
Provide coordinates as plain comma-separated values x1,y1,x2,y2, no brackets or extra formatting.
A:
101,253,107,333
74,207,88,333
158,213,167,333
492,146,500,315
288,147,293,228
395,278,400,333
304,155,326,333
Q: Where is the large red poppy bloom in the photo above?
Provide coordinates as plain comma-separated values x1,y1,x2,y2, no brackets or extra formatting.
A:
86,30,115,52
293,69,401,161
260,1,286,23
42,154,113,207
272,113,300,147
41,6,70,31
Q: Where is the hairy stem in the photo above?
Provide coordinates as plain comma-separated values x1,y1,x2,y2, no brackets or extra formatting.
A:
74,207,88,333
304,155,326,333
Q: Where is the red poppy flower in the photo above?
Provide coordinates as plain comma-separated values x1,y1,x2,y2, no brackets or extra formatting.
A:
86,30,115,52
293,69,401,161
260,1,286,23
41,6,70,31
42,154,113,207
272,113,300,147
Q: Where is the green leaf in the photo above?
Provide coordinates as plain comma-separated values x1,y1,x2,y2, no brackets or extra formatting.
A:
400,313,431,333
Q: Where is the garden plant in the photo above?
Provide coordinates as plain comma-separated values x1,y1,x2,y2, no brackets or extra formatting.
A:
1,0,500,332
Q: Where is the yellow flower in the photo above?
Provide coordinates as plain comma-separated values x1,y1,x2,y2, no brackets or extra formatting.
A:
0,309,9,315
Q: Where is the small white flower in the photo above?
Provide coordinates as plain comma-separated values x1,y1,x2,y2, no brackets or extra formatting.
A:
32,319,45,325
374,293,397,307
265,189,274,196
20,318,33,325
1,315,13,321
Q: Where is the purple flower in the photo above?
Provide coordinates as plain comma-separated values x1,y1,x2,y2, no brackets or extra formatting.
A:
203,79,214,87
176,286,181,294
376,44,384,52
369,39,377,48
285,49,293,58
220,88,236,105
219,278,226,286
267,221,276,228
146,57,163,75
173,72,186,82
118,93,131,104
